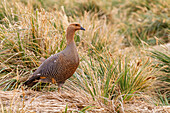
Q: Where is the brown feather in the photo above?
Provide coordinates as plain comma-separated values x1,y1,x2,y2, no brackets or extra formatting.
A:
24,23,85,91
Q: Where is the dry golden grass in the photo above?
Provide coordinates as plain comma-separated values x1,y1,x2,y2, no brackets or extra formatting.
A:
0,0,169,112
0,89,170,113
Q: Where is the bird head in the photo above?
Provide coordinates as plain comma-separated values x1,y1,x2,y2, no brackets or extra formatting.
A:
66,23,85,44
67,23,85,31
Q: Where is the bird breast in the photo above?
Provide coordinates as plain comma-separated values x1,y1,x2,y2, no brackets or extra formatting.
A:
63,42,79,65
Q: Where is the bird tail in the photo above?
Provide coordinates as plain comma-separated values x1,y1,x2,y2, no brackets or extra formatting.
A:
23,75,40,87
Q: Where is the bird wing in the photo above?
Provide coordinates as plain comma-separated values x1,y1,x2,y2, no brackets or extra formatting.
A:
24,52,64,86
33,52,64,78
30,52,64,80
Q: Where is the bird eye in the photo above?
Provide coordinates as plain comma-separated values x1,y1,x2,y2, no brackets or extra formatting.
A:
75,24,78,26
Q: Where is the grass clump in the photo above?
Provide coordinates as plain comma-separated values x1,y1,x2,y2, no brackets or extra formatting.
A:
67,49,157,111
123,20,169,46
150,49,170,105
0,1,68,90
0,1,18,26
118,0,170,46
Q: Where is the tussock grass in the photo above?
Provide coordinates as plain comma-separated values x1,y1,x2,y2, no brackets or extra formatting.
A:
150,48,170,105
0,0,169,112
118,0,170,46
67,53,158,111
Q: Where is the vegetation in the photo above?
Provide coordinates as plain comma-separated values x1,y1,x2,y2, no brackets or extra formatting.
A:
150,50,170,105
0,0,169,112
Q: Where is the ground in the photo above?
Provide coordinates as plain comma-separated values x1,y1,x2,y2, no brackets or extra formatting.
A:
0,90,169,113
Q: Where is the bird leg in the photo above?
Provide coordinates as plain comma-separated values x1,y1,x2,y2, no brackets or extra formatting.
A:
57,82,64,93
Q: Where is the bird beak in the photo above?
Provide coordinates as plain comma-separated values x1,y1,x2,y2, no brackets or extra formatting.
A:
80,26,85,31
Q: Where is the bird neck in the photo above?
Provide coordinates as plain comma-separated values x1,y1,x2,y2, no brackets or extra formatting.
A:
66,29,75,45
